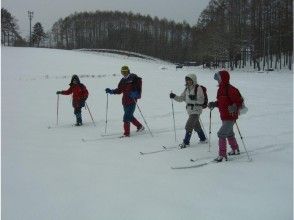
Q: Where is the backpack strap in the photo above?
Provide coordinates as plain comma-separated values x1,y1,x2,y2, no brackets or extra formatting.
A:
195,84,208,107
194,85,198,100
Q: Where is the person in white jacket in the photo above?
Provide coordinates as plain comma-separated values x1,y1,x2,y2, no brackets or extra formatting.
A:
170,73,207,148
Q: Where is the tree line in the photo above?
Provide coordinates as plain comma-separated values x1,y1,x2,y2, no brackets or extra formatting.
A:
48,11,193,62
2,0,293,70
48,0,293,69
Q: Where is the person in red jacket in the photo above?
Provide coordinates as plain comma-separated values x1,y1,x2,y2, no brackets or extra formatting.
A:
208,70,243,162
105,66,144,137
57,75,89,126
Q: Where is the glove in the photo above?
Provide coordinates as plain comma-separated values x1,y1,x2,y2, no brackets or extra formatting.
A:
56,91,62,95
208,101,217,109
80,99,86,108
228,104,238,114
129,91,140,99
105,88,113,94
170,93,176,99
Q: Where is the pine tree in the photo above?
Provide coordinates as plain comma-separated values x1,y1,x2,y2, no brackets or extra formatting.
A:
32,22,46,47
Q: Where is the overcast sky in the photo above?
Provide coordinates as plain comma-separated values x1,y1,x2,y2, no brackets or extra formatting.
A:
2,0,209,39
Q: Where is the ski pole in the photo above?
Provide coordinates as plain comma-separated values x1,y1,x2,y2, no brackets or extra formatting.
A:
134,99,153,137
85,102,96,126
104,94,109,134
171,91,177,142
56,94,59,126
235,121,252,161
208,109,212,152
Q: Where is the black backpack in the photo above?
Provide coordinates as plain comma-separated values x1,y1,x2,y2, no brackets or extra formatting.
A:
196,85,208,108
132,74,142,99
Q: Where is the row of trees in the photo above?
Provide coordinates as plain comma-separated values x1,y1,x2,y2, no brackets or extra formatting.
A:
1,8,46,47
48,0,293,69
49,11,193,62
2,1,293,70
195,0,293,70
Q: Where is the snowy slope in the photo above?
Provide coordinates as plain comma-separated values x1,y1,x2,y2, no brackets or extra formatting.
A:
1,46,293,220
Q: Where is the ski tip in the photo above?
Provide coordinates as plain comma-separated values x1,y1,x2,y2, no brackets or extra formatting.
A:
162,146,167,149
190,159,195,162
139,152,144,155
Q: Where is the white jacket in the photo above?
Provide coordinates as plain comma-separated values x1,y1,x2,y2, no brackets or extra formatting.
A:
174,73,205,115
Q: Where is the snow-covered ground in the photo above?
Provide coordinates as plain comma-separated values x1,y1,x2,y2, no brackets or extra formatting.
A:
1,47,293,220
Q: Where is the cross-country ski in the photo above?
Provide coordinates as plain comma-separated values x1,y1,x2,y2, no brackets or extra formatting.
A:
139,145,178,155
171,154,246,170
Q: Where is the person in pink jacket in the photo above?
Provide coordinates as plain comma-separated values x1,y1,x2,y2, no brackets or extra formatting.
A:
208,70,243,162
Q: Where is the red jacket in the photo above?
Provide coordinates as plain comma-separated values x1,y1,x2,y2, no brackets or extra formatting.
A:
113,73,142,106
216,71,243,121
61,83,88,108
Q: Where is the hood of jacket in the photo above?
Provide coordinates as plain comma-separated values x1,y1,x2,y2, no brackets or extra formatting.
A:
219,70,230,86
185,73,197,85
70,74,81,86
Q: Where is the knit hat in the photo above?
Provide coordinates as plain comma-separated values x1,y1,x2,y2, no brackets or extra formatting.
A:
121,65,130,73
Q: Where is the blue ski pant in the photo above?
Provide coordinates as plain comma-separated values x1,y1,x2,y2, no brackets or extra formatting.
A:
123,104,136,122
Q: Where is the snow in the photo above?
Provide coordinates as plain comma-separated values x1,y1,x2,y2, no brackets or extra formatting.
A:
1,46,293,220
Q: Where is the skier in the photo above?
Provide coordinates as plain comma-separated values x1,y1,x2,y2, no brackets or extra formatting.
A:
105,65,144,137
56,75,89,126
208,70,243,162
169,73,207,148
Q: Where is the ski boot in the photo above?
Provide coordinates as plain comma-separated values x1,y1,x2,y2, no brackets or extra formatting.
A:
214,155,228,162
179,143,190,149
75,115,82,126
197,129,207,144
137,125,145,132
179,131,192,149
227,137,239,155
120,134,130,138
228,149,240,155
198,140,208,144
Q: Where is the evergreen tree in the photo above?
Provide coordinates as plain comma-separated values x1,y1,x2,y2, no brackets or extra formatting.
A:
32,22,46,47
